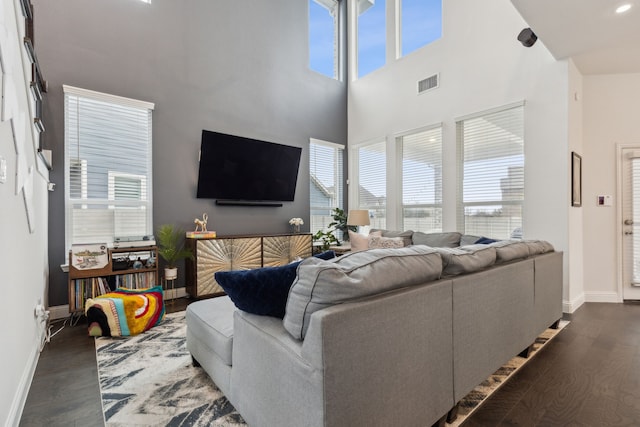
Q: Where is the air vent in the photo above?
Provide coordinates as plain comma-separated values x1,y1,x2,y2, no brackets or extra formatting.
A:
418,74,439,94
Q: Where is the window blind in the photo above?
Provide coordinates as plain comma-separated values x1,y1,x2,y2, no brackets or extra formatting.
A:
64,86,154,255
457,103,524,240
309,139,344,235
399,126,442,232
356,140,386,229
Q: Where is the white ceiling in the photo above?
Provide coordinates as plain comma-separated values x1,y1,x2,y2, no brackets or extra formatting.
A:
510,0,640,75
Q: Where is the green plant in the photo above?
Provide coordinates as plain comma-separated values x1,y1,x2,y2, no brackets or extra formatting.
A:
328,208,357,241
313,229,340,252
157,224,193,268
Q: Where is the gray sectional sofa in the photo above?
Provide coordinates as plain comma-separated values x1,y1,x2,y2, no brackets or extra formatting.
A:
186,231,563,427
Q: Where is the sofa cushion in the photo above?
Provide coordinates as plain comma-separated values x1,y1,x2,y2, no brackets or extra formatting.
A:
523,240,555,255
186,296,236,365
412,231,462,248
435,245,497,275
459,234,482,246
348,230,382,251
370,229,414,247
214,250,336,318
490,240,531,263
283,246,443,340
368,235,405,249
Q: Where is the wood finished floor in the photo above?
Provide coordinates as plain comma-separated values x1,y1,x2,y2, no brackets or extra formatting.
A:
19,301,640,426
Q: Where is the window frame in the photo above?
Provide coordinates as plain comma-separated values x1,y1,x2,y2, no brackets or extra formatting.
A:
309,138,345,236
456,101,525,240
63,85,155,257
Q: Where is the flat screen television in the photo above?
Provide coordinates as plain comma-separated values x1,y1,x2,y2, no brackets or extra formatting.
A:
196,130,302,203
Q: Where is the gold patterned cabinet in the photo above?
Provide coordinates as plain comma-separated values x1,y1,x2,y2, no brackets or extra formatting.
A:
185,234,312,298
263,234,313,267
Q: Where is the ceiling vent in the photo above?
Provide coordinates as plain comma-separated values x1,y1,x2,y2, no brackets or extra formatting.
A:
418,74,439,94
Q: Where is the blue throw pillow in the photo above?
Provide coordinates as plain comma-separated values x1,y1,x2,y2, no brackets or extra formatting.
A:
214,250,335,318
475,237,498,244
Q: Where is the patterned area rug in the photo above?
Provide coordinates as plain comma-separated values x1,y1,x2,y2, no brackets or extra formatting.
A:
96,312,567,426
95,312,244,426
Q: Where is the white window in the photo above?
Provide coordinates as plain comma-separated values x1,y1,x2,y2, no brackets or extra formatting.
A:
457,102,524,240
357,0,386,78
309,0,340,79
399,0,442,57
352,140,387,229
309,139,344,235
398,125,442,232
64,85,154,255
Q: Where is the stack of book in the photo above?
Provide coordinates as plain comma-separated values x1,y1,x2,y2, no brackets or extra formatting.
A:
186,230,217,239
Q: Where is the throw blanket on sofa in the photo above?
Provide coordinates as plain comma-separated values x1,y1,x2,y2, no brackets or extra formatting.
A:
85,286,165,337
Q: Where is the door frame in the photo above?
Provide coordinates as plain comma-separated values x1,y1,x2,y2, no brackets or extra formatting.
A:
616,143,640,301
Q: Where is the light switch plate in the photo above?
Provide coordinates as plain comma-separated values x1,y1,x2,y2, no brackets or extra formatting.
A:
0,156,7,183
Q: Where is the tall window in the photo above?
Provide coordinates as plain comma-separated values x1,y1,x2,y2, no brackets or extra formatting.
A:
400,0,442,57
357,0,386,78
309,0,340,79
309,139,344,235
64,85,154,255
354,140,387,229
398,126,442,232
457,103,524,240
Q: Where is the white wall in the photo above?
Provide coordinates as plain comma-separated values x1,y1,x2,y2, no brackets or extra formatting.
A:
583,73,640,302
566,60,585,311
0,0,50,425
348,0,571,299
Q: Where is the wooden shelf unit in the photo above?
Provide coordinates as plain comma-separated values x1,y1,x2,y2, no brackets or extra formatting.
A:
67,245,158,313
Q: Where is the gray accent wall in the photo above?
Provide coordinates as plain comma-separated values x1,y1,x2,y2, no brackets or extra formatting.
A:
34,0,347,305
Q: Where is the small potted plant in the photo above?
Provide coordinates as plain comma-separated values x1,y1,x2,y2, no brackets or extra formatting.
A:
157,224,193,280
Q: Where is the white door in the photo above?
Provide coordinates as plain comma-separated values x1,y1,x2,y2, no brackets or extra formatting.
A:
621,147,640,300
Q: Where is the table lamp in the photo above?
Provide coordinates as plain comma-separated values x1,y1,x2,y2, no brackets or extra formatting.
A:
347,209,370,234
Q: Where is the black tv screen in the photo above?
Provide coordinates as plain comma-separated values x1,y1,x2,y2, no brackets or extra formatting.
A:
196,130,302,202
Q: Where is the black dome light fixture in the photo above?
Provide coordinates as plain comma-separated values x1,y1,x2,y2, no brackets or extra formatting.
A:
517,27,538,47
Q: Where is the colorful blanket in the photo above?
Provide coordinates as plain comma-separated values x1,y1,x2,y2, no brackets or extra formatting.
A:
85,286,165,337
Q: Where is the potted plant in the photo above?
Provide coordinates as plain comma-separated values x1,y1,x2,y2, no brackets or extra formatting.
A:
157,224,193,280
328,208,357,241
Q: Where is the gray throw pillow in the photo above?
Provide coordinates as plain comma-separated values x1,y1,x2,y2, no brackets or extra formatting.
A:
412,231,462,248
523,240,555,255
436,245,497,275
283,246,443,340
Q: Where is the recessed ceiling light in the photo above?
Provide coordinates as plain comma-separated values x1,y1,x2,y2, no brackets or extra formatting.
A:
616,4,632,13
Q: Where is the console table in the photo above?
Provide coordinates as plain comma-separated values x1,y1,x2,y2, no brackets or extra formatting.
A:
185,233,312,298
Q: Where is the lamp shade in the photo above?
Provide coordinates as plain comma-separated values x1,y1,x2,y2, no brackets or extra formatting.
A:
347,209,370,226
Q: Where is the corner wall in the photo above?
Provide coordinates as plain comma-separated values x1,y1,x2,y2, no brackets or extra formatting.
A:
0,0,50,424
33,0,348,307
348,0,571,299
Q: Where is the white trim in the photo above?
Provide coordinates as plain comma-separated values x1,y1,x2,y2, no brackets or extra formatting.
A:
584,291,622,304
7,341,40,426
454,100,525,123
62,85,155,110
309,137,345,150
563,293,585,314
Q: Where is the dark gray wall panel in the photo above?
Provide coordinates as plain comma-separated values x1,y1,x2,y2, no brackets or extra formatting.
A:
34,0,347,305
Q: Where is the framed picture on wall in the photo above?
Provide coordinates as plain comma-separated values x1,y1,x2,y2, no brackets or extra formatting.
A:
572,151,582,207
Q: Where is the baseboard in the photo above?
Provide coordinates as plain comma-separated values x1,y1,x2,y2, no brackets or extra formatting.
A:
585,291,621,303
563,293,585,314
49,288,189,320
7,336,41,427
